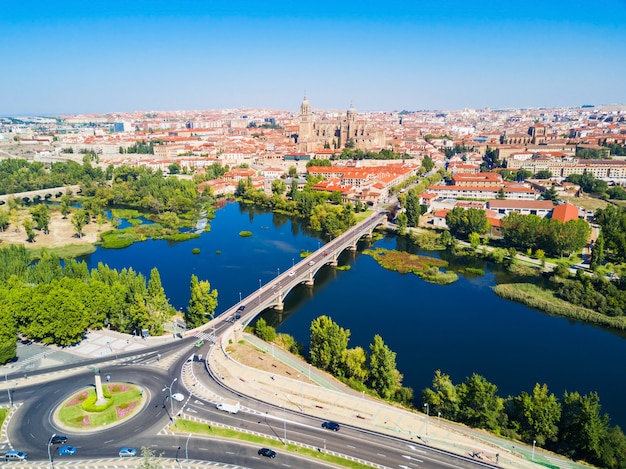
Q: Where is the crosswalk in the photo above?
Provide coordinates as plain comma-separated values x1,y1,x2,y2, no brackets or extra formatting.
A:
193,331,217,343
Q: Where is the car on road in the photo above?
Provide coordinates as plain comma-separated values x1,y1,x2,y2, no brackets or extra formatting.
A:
58,445,76,456
288,271,295,276
236,305,246,312
171,392,185,402
118,447,137,457
50,435,68,445
194,339,204,348
5,450,27,461
308,260,315,265
258,448,276,458
322,421,340,431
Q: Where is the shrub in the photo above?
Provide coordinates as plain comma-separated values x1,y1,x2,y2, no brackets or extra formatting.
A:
192,248,200,254
239,231,253,237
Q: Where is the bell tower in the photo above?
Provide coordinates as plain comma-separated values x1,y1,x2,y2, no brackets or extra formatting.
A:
298,95,313,151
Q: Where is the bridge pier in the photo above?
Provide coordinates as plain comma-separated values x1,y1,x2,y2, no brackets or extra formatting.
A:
305,270,314,286
273,290,284,311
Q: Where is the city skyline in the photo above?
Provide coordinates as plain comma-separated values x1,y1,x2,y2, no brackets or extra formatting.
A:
2,0,625,115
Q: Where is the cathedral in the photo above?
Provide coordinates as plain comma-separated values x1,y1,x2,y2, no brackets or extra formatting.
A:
296,96,385,153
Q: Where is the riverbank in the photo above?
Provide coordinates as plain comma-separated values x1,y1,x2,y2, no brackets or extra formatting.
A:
0,209,108,258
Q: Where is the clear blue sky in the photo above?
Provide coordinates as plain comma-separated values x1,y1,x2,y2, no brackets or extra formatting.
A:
2,0,625,115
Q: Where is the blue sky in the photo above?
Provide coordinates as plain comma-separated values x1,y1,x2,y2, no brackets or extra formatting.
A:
1,0,625,115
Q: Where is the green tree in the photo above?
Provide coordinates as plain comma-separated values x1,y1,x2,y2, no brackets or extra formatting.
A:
511,383,561,446
591,233,605,268
22,217,36,242
542,186,559,202
496,187,506,200
71,209,89,238
457,373,503,431
535,170,553,179
186,274,218,328
396,212,408,234
271,179,286,195
254,317,277,342
368,334,399,399
0,209,8,232
167,163,180,174
468,232,481,249
558,391,609,464
30,204,51,234
0,289,17,364
341,346,368,383
421,155,435,173
309,315,350,376
421,370,460,421
405,191,421,227
445,207,490,239
288,166,298,178
60,193,71,218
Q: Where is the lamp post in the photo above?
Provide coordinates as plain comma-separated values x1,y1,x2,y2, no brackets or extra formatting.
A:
185,432,192,469
437,411,441,425
292,258,295,270
277,267,280,277
258,279,262,305
239,291,242,302
424,403,429,435
282,403,287,445
162,377,178,421
532,439,536,461
47,433,56,468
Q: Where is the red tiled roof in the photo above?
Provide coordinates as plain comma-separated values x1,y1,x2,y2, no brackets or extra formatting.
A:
551,203,579,223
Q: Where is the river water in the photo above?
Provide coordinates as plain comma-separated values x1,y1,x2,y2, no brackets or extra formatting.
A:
81,202,626,429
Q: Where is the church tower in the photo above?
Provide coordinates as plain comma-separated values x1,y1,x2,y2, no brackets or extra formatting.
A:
298,95,313,144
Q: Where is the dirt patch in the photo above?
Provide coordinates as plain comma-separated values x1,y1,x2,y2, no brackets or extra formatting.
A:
0,209,110,249
226,340,317,386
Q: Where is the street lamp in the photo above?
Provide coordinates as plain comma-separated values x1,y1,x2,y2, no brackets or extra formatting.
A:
437,411,441,425
424,403,429,435
47,433,56,467
277,267,280,277
292,258,295,270
532,439,536,461
162,377,178,420
275,394,287,445
239,291,242,302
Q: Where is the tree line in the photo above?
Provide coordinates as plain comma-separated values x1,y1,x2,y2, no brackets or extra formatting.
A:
254,315,413,406
0,245,218,363
422,370,626,468
236,177,358,239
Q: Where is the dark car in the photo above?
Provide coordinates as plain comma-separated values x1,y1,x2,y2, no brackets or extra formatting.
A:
322,421,340,431
58,445,76,456
50,435,68,445
258,448,276,458
236,305,246,312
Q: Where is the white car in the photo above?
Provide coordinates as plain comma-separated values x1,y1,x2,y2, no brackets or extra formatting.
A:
288,271,295,276
119,447,137,457
308,260,315,266
171,393,185,402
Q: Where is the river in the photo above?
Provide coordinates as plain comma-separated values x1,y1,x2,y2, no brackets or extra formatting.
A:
81,202,626,429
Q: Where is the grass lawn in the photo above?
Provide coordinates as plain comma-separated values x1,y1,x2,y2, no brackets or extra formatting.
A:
172,419,374,469
0,408,7,438
57,383,143,429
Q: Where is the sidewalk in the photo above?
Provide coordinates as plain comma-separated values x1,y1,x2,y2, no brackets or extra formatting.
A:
205,327,586,469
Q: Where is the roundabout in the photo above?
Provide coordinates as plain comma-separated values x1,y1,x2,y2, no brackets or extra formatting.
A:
52,382,147,432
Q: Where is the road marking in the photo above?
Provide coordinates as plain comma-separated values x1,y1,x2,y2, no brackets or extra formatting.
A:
346,444,355,448
402,455,423,462
407,444,426,454
377,453,387,457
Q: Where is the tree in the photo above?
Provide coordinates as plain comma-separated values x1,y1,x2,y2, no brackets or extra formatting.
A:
422,370,460,420
558,391,609,464
60,193,71,218
186,274,218,328
30,204,51,234
309,315,350,376
271,179,286,195
535,170,553,179
368,334,399,399
542,186,559,202
510,383,561,446
445,207,490,239
254,317,276,342
167,163,180,174
496,187,506,200
468,232,481,249
71,209,89,238
456,373,503,431
288,166,298,178
22,217,36,242
396,212,408,234
590,233,605,268
421,155,434,173
341,346,368,384
404,191,421,227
